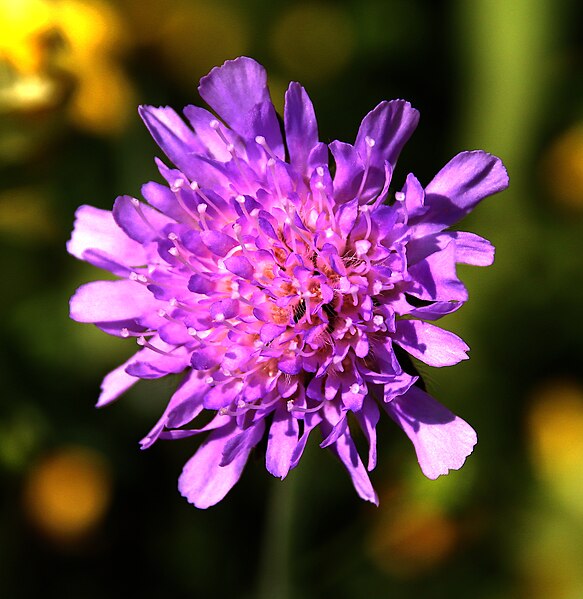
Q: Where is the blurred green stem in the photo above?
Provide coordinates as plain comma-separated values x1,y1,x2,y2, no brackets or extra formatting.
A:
257,473,298,599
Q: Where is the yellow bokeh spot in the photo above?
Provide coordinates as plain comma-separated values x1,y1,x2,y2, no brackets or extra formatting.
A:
0,0,133,136
0,0,54,73
271,4,355,81
541,123,583,211
528,379,583,516
24,446,112,543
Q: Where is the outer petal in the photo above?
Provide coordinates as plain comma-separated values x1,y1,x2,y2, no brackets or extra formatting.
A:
284,82,319,176
354,100,420,199
384,386,477,479
266,405,300,478
67,205,147,271
96,355,141,407
393,319,469,367
415,151,509,233
139,106,202,177
407,241,468,302
407,231,495,267
178,419,263,509
198,57,283,156
140,370,207,448
329,430,379,505
113,195,171,244
70,279,158,323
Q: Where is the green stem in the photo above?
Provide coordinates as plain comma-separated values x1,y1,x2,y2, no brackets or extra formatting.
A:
257,474,298,599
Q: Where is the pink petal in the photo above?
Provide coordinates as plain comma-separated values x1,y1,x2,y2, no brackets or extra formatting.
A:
394,319,469,367
70,279,158,323
384,386,477,479
178,420,263,509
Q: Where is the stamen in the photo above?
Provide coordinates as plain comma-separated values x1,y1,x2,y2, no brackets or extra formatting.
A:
287,399,325,414
136,336,181,357
255,135,277,161
191,181,230,221
130,198,159,236
355,136,375,199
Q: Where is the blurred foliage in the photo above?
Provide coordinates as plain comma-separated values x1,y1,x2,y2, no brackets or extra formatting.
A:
2,0,583,597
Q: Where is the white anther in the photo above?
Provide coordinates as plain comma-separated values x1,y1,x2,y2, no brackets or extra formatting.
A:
355,239,371,256
209,119,220,130
168,232,178,241
168,247,179,257
267,158,276,168
255,135,266,145
325,228,334,238
395,191,405,202
372,281,383,295
169,297,178,307
171,178,185,192
226,143,235,153
214,313,225,322
236,194,246,204
205,376,214,385
315,181,325,190
130,197,140,207
288,340,298,351
187,327,197,337
137,336,146,346
120,328,130,338
158,309,167,318
365,136,376,148
350,383,360,394
373,314,384,327
190,181,200,191
237,399,246,409
197,203,208,214
287,400,294,412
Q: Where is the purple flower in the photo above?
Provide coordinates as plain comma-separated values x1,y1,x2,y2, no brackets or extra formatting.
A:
68,57,508,508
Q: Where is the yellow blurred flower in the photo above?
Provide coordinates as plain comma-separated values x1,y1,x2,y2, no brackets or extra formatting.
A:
541,123,583,211
0,0,134,137
23,446,112,543
528,379,583,517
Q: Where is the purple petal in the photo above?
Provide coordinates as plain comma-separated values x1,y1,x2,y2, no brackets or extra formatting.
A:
394,319,469,367
416,151,509,233
407,241,468,302
199,229,238,256
407,231,494,267
329,430,379,505
203,379,244,410
140,370,206,448
182,104,234,161
139,105,201,177
221,419,266,466
266,405,299,478
284,82,319,175
354,397,380,471
178,419,263,509
198,57,282,155
354,100,419,199
329,140,363,203
70,279,157,323
96,356,141,407
224,255,254,279
141,181,184,222
384,386,477,479
112,195,170,244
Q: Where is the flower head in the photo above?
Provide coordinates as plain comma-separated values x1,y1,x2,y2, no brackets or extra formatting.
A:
68,57,508,508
